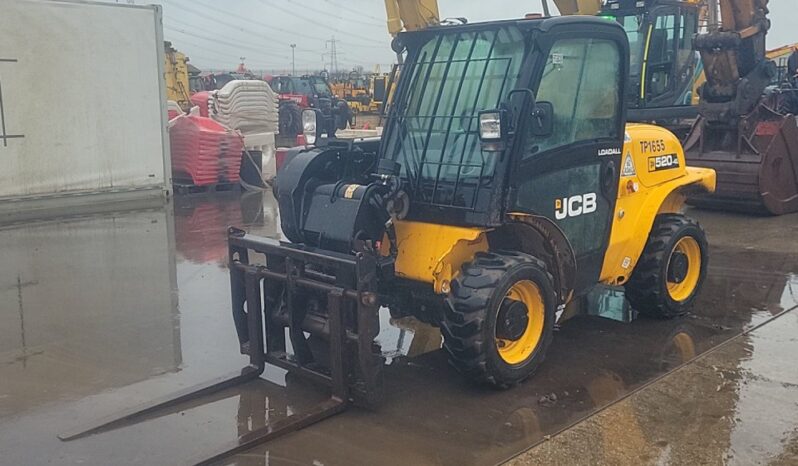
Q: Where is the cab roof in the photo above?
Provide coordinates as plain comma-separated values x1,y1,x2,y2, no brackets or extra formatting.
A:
397,14,625,39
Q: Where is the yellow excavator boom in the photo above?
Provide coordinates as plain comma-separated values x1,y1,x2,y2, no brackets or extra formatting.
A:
163,42,191,111
384,0,440,36
718,0,768,37
766,43,798,61
551,0,601,16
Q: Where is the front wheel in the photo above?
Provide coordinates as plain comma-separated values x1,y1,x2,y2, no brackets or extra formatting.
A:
626,214,708,318
441,251,556,388
279,101,303,137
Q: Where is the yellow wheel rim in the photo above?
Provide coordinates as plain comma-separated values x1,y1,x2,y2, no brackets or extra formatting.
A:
496,280,545,365
666,236,702,302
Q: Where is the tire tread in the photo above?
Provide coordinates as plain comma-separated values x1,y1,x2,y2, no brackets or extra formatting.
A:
625,214,707,318
442,251,553,387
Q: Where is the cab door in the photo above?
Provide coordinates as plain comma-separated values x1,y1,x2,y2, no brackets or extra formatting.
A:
510,34,626,294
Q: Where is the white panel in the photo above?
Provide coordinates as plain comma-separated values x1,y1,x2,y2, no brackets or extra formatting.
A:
0,0,169,200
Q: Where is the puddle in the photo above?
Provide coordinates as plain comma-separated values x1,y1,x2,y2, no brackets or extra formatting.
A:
0,194,796,465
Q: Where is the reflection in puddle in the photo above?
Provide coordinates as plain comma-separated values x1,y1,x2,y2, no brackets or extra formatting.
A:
727,310,798,464
0,206,180,419
377,312,443,363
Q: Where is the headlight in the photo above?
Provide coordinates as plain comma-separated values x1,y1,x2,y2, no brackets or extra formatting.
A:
478,111,502,141
302,109,317,144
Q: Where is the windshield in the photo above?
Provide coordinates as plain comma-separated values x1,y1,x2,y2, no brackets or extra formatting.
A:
290,78,313,95
615,14,645,76
310,77,332,96
290,77,331,97
382,26,527,209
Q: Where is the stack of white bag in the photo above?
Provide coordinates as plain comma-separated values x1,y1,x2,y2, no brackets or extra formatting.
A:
208,80,279,135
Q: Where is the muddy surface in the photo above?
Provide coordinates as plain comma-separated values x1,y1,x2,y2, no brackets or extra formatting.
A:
0,193,796,465
509,308,798,466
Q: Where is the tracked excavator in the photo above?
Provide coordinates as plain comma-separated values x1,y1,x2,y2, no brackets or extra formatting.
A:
59,2,718,464
682,0,798,214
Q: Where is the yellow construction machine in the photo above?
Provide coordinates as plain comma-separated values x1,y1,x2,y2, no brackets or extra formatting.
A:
330,70,391,115
163,41,192,111
332,71,374,114
261,5,714,398
60,4,717,464
263,3,715,416
368,72,391,112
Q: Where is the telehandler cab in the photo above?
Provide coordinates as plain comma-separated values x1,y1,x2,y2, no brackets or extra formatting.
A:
60,15,716,464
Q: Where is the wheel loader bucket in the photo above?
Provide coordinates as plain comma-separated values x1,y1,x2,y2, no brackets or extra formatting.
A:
683,103,798,215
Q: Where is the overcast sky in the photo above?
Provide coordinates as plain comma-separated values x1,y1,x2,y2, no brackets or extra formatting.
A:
143,0,797,74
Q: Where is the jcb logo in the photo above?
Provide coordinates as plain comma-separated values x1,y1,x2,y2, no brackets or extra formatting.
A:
555,193,597,220
648,154,680,172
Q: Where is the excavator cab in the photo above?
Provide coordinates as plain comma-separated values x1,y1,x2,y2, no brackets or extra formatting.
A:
599,0,702,122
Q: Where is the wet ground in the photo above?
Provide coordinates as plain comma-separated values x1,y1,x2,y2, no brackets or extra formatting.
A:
1,192,796,465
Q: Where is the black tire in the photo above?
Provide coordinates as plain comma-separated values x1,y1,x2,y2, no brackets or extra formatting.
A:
279,101,303,137
626,214,708,318
441,251,557,388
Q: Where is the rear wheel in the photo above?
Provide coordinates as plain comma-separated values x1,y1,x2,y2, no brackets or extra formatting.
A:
441,251,556,388
626,214,708,318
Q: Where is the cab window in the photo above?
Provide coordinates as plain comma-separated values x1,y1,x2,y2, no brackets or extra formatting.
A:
525,37,621,156
646,10,695,100
274,77,292,94
647,14,676,98
292,78,314,95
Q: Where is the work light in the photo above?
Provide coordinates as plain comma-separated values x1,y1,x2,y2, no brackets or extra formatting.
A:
478,111,503,141
302,109,317,144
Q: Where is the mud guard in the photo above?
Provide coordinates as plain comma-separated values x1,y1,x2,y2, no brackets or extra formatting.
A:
600,167,715,285
492,214,578,304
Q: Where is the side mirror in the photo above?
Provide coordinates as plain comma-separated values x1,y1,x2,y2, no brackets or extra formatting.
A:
530,101,554,138
478,108,510,151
